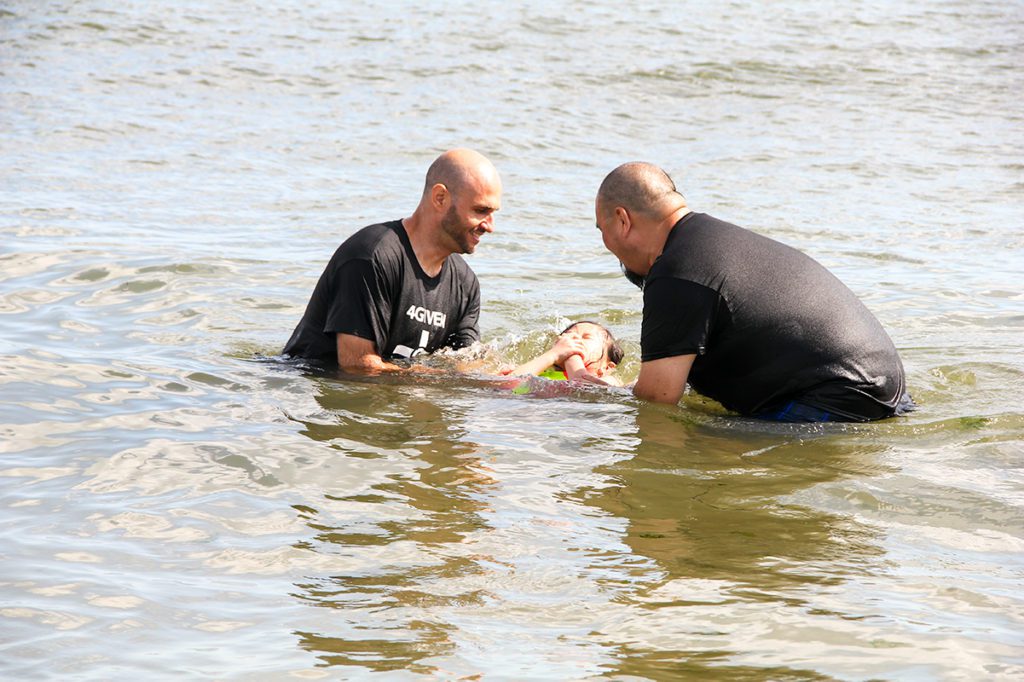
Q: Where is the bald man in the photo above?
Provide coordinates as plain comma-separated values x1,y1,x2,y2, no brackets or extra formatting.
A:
284,149,501,372
593,162,911,422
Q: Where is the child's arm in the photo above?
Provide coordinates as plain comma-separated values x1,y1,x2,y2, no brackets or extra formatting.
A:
564,355,618,385
506,335,587,377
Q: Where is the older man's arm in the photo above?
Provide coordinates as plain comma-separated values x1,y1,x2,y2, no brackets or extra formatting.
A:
633,354,696,404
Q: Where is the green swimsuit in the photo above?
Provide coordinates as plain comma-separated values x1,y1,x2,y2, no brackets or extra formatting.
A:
511,367,567,394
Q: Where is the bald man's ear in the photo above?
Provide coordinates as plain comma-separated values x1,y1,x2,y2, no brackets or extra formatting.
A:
614,206,631,236
430,183,450,211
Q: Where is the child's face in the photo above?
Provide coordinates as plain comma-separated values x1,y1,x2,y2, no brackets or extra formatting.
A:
561,322,615,373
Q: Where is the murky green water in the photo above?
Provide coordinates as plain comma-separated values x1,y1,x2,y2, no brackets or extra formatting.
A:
2,1,1022,679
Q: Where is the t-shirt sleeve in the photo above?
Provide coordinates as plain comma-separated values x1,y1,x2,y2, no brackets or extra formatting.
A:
445,274,481,349
323,258,391,354
641,277,720,362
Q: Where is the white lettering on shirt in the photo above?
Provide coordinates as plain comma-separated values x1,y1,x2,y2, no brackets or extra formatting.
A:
406,305,447,328
392,329,433,359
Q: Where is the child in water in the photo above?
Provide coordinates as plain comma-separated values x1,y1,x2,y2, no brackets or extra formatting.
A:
503,321,625,386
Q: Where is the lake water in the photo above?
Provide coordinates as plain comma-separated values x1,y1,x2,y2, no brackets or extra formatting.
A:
2,1,1022,679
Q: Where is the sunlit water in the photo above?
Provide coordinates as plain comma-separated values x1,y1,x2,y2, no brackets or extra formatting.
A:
2,1,1022,679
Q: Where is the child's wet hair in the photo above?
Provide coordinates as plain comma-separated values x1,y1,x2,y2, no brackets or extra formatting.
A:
559,321,625,365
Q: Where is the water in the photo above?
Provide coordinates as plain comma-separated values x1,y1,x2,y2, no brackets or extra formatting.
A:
2,0,1022,678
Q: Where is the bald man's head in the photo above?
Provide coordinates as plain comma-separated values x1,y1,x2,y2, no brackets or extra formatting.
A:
423,148,500,201
597,162,681,219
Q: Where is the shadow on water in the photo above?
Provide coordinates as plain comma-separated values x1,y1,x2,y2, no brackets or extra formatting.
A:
285,372,496,672
571,404,892,680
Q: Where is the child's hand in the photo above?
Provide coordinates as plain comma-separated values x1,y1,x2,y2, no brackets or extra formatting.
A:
563,353,587,378
549,335,588,365
564,354,613,386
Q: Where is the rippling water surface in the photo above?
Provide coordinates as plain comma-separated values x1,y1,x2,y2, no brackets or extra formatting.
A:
2,1,1022,679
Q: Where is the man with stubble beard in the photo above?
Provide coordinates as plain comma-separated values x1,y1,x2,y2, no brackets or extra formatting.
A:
283,148,501,372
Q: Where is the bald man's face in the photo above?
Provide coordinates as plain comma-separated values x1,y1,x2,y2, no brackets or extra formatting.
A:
439,174,501,255
595,198,629,258
594,198,617,253
596,198,648,279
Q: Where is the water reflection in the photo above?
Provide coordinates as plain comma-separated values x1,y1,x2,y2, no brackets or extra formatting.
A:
573,405,889,678
283,373,897,677
289,374,495,672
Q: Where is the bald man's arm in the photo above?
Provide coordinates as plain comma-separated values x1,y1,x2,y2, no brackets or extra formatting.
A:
335,333,446,375
336,333,405,374
633,354,696,404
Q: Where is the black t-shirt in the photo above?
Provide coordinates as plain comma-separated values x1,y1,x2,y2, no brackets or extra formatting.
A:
641,213,906,420
283,220,480,362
